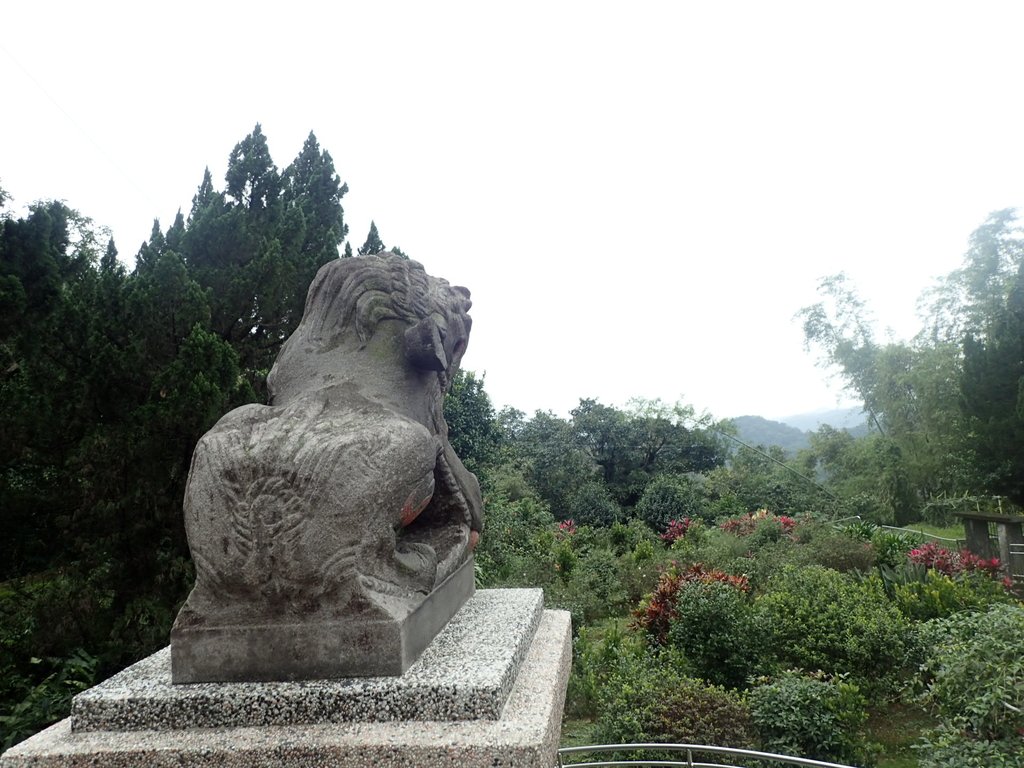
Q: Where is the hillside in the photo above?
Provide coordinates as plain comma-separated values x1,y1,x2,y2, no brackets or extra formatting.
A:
730,407,870,455
776,406,867,433
730,415,810,454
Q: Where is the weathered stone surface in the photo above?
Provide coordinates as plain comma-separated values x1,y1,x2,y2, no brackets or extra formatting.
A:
1,604,572,768
75,589,544,731
171,254,483,682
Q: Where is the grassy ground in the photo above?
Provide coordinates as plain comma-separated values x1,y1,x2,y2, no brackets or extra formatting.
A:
870,702,937,768
884,522,963,543
559,717,599,749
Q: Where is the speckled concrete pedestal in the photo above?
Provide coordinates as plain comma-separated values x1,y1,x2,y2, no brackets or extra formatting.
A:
0,589,571,768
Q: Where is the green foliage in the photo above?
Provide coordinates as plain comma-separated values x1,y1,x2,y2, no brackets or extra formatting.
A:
796,212,1024,510
634,474,706,529
840,519,878,541
961,258,1024,505
0,649,98,749
566,482,622,527
474,495,555,586
565,619,640,717
748,671,874,766
598,521,671,606
548,546,630,629
357,220,385,255
676,527,752,578
872,529,921,569
607,519,658,557
570,397,726,508
807,428,918,524
702,445,834,519
890,569,1013,622
794,524,877,574
798,278,964,505
914,603,1024,765
916,725,1024,768
917,603,1024,741
633,562,749,644
283,131,349,265
595,652,754,752
664,580,768,689
443,370,503,476
503,399,724,519
922,208,1024,342
0,127,349,742
184,125,346,395
514,410,596,518
755,565,913,696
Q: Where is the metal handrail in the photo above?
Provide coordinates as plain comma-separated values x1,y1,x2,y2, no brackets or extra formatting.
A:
1011,543,1024,579
558,743,859,768
877,525,962,545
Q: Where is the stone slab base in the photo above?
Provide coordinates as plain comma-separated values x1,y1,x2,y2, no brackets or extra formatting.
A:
1,598,571,768
73,589,544,730
171,557,477,682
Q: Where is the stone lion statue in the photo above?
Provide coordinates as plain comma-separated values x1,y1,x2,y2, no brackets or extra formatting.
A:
171,253,483,682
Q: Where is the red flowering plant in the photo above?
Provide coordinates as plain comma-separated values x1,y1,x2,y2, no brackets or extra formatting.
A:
719,508,797,538
632,561,749,644
660,518,693,545
556,519,577,539
907,541,1002,579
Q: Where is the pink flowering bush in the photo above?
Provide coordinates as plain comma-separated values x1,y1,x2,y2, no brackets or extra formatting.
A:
556,519,577,538
660,518,693,545
907,541,1001,578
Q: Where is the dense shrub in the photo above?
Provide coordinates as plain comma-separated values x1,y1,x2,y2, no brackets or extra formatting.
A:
917,603,1024,742
596,653,754,752
908,541,1002,578
731,538,799,592
565,619,640,717
719,509,797,538
796,525,877,573
607,519,659,557
474,495,556,586
755,565,913,696
633,562,748,644
916,725,1024,768
749,671,874,766
872,529,921,569
566,482,622,527
890,569,1013,621
679,527,752,573
547,547,629,627
659,518,693,545
482,463,534,502
634,474,707,529
665,580,768,688
840,519,878,541
0,649,98,749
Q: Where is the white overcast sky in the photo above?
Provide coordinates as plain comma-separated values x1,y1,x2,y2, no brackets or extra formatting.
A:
3,1,1023,421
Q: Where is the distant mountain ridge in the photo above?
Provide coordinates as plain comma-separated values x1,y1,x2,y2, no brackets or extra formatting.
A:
730,415,810,454
775,406,867,433
729,407,869,455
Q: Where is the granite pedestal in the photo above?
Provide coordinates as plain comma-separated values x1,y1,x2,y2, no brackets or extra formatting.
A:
171,557,478,683
1,589,571,768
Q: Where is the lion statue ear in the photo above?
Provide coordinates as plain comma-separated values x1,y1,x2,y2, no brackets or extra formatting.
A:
404,317,448,372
